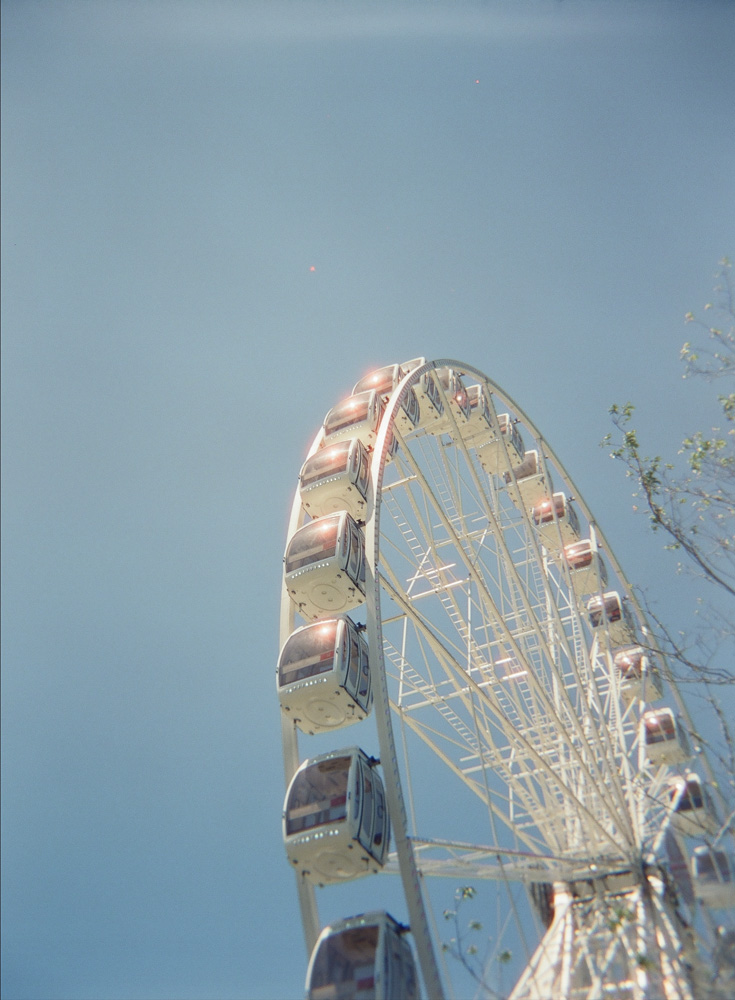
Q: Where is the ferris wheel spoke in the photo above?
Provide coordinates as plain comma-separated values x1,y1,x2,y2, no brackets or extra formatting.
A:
379,547,636,859
399,849,554,883
377,570,634,861
386,431,642,853
280,360,731,1000
393,710,571,861
383,637,570,839
440,470,637,848
411,838,597,874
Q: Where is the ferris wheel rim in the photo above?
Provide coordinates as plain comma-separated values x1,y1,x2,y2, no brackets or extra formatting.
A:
364,358,709,999
279,357,729,1000
364,359,626,997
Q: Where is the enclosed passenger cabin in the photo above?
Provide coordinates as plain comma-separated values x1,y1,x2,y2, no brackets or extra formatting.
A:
464,384,520,451
351,366,421,437
284,512,366,621
433,367,471,428
299,439,371,520
323,391,396,455
392,388,420,436
587,591,636,646
284,748,390,886
278,616,372,734
691,846,735,909
306,911,418,1000
642,708,691,766
504,450,551,508
401,357,425,375
668,775,720,837
612,645,663,704
353,365,405,400
476,413,525,476
563,537,608,595
464,383,494,447
532,493,581,548
352,365,420,434
401,357,445,431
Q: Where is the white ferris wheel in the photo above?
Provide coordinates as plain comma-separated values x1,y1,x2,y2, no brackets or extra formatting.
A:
277,358,735,1000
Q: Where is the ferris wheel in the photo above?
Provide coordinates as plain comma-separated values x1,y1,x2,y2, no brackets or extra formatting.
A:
278,358,735,1000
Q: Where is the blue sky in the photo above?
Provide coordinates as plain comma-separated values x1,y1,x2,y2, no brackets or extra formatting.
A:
2,2,734,998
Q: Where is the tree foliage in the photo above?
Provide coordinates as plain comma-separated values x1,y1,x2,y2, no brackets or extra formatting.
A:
447,262,735,996
604,257,735,686
441,886,511,999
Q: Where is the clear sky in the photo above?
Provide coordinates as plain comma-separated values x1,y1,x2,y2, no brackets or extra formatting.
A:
2,2,734,999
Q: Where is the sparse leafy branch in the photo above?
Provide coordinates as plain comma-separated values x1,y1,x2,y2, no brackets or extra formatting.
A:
702,683,735,806
625,587,732,686
680,259,735,382
603,258,735,686
604,401,735,600
441,886,509,999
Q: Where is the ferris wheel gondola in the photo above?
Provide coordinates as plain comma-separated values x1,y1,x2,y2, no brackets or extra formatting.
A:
277,616,372,734
279,358,734,1000
305,910,419,1000
284,748,390,888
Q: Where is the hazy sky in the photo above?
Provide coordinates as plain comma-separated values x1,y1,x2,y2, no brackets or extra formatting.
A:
2,2,734,998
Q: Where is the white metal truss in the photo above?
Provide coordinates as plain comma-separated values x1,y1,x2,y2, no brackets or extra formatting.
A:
279,359,734,1000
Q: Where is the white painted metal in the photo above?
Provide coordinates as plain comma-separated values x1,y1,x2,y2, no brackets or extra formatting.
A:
279,359,734,1000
